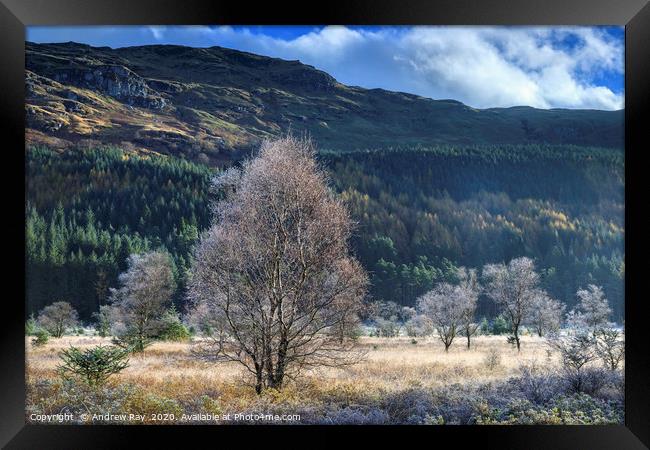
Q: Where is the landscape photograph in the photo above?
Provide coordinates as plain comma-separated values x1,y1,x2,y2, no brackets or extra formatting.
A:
24,25,625,425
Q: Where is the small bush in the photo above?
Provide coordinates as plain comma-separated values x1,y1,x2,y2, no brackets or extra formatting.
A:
200,395,222,416
484,348,501,370
92,305,112,338
125,392,183,419
513,361,561,404
491,315,510,335
31,329,49,347
381,388,436,424
25,314,38,336
57,345,130,387
158,307,191,342
405,315,433,337
479,317,490,335
565,366,621,398
373,318,401,338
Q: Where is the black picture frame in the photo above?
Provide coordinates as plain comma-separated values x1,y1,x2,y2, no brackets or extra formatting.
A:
1,0,648,448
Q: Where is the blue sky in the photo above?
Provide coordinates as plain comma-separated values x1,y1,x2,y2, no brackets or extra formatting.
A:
27,25,624,110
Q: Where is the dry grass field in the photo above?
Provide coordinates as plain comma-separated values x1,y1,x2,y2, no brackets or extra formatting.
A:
24,333,626,425
27,335,558,395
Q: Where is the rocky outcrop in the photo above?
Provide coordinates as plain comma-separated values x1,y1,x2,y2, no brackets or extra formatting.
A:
49,65,167,110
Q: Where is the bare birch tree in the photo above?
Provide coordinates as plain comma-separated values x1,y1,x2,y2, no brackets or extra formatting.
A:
594,326,625,371
576,284,611,329
527,291,564,337
37,301,79,338
482,257,540,351
417,283,465,352
109,251,176,352
189,136,368,394
546,328,598,392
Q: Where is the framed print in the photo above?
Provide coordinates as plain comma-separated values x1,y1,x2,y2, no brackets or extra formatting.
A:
1,0,648,448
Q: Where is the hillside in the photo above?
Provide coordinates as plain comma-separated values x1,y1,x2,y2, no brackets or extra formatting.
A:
26,42,623,163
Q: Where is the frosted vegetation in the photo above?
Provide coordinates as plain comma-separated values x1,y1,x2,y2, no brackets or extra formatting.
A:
25,138,623,425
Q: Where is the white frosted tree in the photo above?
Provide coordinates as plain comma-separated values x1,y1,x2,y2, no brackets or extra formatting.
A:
417,283,465,352
546,329,598,392
189,136,368,394
575,284,611,329
405,314,434,338
37,301,79,338
109,250,176,352
482,257,540,351
594,327,625,371
527,291,565,337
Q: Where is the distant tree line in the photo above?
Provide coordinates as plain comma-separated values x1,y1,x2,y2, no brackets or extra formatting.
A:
26,146,211,319
26,143,624,323
322,144,624,321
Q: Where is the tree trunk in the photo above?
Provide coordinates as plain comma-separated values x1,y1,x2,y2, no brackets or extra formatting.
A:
466,331,471,349
254,363,263,395
270,335,289,390
514,325,521,352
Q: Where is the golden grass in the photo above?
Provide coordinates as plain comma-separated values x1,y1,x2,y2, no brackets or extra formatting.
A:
26,334,561,402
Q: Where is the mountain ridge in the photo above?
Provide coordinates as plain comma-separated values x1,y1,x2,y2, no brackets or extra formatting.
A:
25,41,624,164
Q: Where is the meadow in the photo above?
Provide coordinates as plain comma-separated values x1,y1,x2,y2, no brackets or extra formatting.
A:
25,333,624,425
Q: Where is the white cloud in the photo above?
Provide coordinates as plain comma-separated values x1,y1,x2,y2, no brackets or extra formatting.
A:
28,25,624,110
148,26,165,40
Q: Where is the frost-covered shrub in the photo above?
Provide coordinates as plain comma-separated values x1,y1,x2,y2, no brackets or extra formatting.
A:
429,384,492,424
405,315,433,337
547,328,598,393
380,388,436,424
551,393,622,424
319,406,390,425
483,348,501,370
474,393,622,425
513,361,563,404
373,318,401,337
572,366,623,398
26,379,137,423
